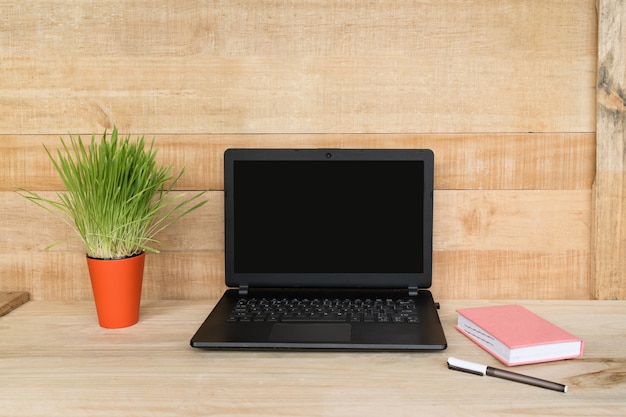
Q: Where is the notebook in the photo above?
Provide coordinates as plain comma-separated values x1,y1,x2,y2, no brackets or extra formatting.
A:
190,148,447,351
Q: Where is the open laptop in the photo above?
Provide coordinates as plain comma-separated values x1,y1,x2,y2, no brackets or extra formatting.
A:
190,148,447,350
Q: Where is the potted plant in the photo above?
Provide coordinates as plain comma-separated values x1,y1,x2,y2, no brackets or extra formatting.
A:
19,127,207,328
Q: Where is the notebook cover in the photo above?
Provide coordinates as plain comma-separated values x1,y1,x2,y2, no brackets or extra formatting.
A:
455,304,583,366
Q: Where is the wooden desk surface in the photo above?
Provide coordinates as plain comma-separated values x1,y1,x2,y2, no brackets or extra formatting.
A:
1,300,624,416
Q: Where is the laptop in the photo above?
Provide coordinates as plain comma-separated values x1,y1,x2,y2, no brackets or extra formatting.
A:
190,148,447,351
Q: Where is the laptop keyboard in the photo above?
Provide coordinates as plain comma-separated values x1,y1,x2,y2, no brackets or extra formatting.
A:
226,297,420,324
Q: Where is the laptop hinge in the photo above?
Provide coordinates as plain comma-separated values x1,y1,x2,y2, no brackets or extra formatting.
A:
239,285,249,296
408,286,419,297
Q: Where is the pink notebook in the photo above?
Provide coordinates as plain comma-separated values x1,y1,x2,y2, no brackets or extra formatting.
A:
456,304,584,366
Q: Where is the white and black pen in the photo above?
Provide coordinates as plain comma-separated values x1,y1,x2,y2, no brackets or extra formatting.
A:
447,357,568,393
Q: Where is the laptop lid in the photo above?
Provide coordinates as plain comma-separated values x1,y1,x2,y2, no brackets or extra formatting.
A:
224,148,434,292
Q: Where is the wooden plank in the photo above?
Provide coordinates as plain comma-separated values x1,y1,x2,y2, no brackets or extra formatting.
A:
1,190,591,300
2,133,595,192
0,249,590,301
433,250,590,300
3,190,589,253
0,300,624,416
593,0,626,300
0,291,30,317
0,251,226,301
1,1,597,58
2,191,223,253
0,55,596,134
0,1,597,134
434,190,590,252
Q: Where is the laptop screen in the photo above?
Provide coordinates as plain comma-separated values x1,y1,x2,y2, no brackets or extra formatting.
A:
224,149,434,290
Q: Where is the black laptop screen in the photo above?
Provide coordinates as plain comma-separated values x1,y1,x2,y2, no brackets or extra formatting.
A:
224,149,434,289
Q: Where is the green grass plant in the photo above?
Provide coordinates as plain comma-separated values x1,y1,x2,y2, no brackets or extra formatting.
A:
19,127,207,259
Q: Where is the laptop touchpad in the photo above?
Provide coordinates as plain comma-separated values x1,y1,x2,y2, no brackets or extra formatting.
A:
269,324,352,343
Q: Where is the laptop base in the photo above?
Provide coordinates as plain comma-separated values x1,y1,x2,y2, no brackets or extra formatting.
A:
191,289,447,351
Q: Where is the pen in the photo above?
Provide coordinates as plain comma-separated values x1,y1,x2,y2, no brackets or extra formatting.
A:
447,357,568,393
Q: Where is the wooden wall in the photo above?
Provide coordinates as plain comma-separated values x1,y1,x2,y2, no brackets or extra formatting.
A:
0,1,607,300
594,0,626,300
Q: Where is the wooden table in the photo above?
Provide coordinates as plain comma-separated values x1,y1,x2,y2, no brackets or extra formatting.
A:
1,300,624,416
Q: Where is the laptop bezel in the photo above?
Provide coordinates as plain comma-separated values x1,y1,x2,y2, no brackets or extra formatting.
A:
223,148,434,291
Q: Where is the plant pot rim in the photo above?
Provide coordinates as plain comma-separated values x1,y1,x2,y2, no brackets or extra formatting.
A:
86,251,146,261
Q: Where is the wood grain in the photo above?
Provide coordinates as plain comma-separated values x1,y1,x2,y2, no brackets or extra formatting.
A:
2,133,595,192
593,0,626,300
0,1,596,134
0,300,624,416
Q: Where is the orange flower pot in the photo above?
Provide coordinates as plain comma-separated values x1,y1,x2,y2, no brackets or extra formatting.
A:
87,252,145,328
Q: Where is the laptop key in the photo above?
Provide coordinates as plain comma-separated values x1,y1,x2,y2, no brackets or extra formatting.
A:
363,315,376,322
